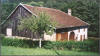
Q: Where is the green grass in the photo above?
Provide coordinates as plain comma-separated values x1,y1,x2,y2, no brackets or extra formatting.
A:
1,46,99,55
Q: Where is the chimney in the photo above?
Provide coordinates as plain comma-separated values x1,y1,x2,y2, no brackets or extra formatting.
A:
68,8,71,16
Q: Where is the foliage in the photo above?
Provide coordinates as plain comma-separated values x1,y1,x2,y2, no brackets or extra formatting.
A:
2,37,99,52
2,38,35,48
43,40,99,52
1,37,49,48
18,12,56,37
27,1,44,6
0,34,5,40
0,3,17,24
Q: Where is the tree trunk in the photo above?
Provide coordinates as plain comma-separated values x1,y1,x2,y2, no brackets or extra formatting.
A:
39,32,43,48
39,38,42,48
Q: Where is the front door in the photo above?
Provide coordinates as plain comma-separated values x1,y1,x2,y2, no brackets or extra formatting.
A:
61,32,68,41
56,32,68,41
69,32,75,40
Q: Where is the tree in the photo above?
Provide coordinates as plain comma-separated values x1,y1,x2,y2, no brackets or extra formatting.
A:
18,12,56,48
27,1,44,7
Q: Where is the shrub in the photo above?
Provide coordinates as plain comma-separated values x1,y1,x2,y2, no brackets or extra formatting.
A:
2,38,36,48
2,37,50,48
1,37,99,52
43,40,99,52
0,34,5,40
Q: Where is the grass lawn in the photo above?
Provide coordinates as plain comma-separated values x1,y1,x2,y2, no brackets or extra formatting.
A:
1,46,99,55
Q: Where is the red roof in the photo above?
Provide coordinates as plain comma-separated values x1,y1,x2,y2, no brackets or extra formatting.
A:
22,4,89,29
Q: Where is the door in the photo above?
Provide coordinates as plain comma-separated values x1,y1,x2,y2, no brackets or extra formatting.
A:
61,32,68,41
69,32,75,40
56,33,61,41
6,28,12,37
56,32,68,41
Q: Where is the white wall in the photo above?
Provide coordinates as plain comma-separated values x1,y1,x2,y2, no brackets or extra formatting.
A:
44,32,56,41
44,28,88,41
68,28,88,41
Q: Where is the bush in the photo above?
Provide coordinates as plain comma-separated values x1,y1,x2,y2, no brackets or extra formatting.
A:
2,38,37,48
1,37,99,52
0,34,5,40
43,40,99,52
2,37,50,48
88,31,98,37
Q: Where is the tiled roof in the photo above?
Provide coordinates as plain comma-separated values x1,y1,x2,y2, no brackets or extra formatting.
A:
22,4,89,29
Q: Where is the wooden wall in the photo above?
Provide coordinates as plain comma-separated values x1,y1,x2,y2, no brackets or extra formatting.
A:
4,5,38,38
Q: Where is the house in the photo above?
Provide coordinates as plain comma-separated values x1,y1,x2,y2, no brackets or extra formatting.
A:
1,3,89,41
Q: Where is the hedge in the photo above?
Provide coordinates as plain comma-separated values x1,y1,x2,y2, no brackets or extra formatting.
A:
1,36,99,52
43,40,99,52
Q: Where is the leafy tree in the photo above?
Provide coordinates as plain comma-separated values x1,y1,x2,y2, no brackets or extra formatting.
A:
18,12,56,48
27,1,44,7
0,3,17,24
